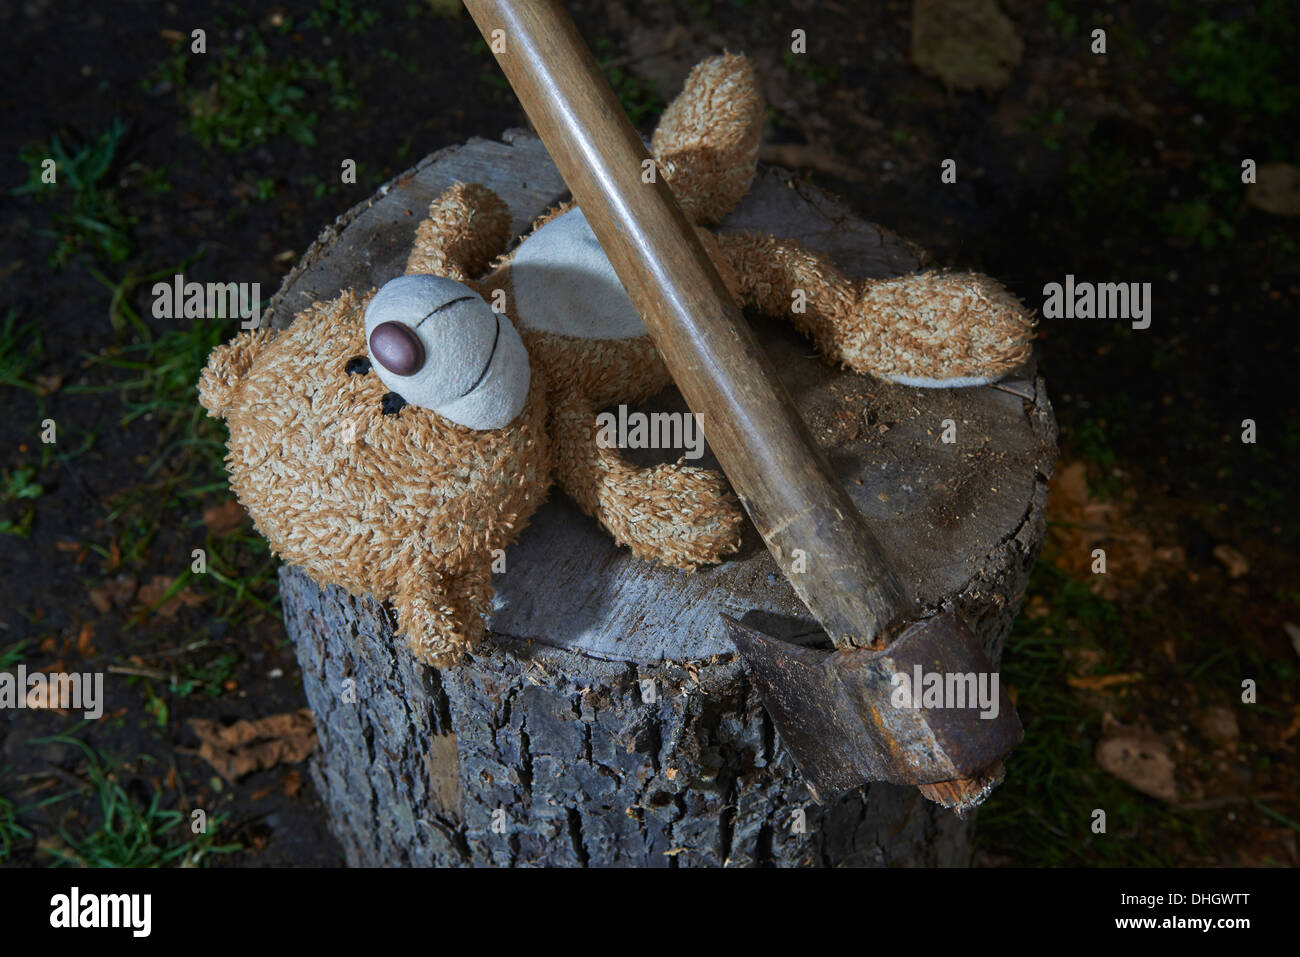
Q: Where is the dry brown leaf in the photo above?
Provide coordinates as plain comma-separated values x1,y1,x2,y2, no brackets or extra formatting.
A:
1196,706,1239,747
1096,720,1178,802
34,374,65,396
202,500,248,537
75,622,96,657
1280,706,1300,743
136,574,206,619
1212,544,1249,579
911,0,1023,92
1046,460,1151,596
189,710,317,782
1285,622,1300,660
1067,672,1143,691
87,574,138,614
1246,162,1300,217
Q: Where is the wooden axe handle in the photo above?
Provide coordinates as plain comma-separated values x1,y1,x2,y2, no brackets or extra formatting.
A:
464,0,908,647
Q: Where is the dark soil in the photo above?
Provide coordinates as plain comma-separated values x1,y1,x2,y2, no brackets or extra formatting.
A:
1,0,1296,867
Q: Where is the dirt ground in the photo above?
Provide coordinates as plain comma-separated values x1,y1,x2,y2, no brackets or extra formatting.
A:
1,0,1296,867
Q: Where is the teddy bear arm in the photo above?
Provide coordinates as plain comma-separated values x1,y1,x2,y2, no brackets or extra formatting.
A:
406,182,512,281
707,230,856,361
551,400,743,569
651,53,764,226
709,231,1035,385
392,559,494,667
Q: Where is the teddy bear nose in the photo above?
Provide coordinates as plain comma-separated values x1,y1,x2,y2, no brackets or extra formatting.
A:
369,321,425,376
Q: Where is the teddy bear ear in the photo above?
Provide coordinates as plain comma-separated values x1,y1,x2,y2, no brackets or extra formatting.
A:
197,328,273,419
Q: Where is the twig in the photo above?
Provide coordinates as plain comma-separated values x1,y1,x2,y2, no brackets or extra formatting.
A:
107,664,169,680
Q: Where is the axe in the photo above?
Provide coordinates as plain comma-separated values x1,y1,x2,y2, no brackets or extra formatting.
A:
464,0,1023,812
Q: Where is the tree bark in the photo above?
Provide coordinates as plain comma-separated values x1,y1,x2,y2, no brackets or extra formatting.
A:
268,130,1057,866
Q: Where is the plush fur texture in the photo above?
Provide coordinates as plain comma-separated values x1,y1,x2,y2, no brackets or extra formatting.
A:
198,52,1034,667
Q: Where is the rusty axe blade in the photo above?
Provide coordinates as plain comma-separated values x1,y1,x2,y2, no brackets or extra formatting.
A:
722,612,1023,805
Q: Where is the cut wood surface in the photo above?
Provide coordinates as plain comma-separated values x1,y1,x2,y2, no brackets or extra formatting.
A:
268,130,1057,866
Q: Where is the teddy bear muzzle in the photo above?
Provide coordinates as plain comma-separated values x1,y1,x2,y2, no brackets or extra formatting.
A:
363,274,531,431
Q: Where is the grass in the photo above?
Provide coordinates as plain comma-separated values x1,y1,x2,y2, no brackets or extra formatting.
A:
169,652,241,699
1169,1,1297,119
975,562,1212,865
64,312,280,626
149,28,361,152
0,640,29,671
0,791,33,862
32,733,239,867
0,309,45,393
782,49,840,87
12,119,135,269
304,0,381,35
1068,394,1130,500
0,466,45,538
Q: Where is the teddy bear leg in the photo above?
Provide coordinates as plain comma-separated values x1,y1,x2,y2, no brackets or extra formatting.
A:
650,53,764,226
550,400,743,569
406,181,512,281
705,231,1035,386
391,559,494,667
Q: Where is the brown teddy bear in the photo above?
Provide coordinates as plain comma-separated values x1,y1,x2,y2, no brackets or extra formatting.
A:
198,54,1033,667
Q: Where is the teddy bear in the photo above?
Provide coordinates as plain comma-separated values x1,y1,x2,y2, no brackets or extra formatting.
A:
198,53,1033,667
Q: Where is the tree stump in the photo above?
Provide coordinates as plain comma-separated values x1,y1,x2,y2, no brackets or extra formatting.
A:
267,130,1057,867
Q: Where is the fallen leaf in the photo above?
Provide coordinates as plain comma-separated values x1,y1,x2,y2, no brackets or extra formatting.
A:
1212,544,1249,579
1067,672,1143,691
1246,162,1300,217
282,769,303,798
1046,460,1152,597
87,574,138,613
75,622,96,657
1284,622,1300,660
1197,706,1239,747
1280,707,1300,743
1096,727,1178,802
34,374,65,396
189,710,317,782
136,575,207,619
202,500,248,537
911,0,1023,93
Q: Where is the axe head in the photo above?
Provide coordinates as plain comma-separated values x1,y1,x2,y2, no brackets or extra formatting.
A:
722,611,1022,806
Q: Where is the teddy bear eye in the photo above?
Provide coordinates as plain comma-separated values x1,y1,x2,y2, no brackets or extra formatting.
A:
345,356,372,375
381,392,407,416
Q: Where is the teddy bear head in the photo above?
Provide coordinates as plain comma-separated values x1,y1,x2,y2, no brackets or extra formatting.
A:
196,286,550,598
